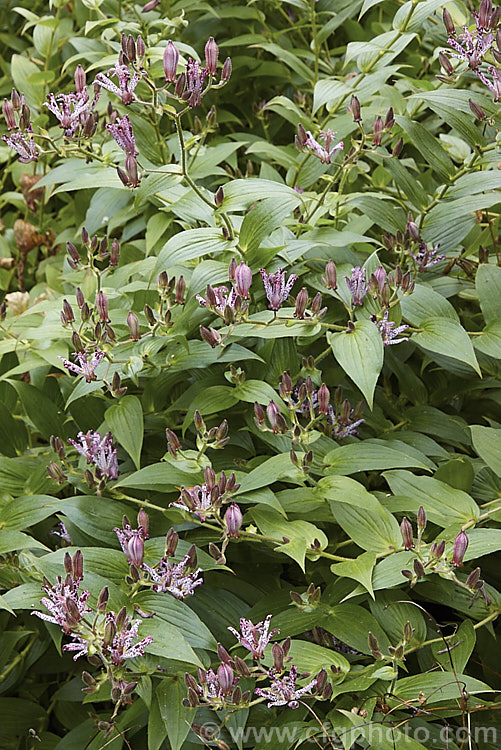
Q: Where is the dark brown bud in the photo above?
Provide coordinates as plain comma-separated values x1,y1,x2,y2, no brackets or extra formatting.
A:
221,57,232,81
72,550,84,579
97,586,109,612
443,8,455,35
469,99,486,120
392,137,403,157
368,632,382,660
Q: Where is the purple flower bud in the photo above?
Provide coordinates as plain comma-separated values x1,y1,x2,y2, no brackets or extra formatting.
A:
11,89,21,110
417,506,427,531
117,166,129,186
297,123,308,146
349,95,361,122
200,325,221,348
214,186,224,206
174,73,186,97
127,535,144,567
385,107,394,129
217,663,234,694
127,311,140,340
62,299,75,323
439,52,454,76
225,503,243,538
452,530,468,567
72,549,84,579
163,41,179,82
466,567,481,588
322,260,337,290
95,291,109,322
400,517,414,550
110,238,120,266
373,116,383,146
2,99,16,130
469,99,486,120
205,37,219,75
142,0,159,10
294,288,308,319
372,266,387,292
74,65,86,94
221,57,232,81
66,242,80,264
165,528,179,556
234,262,252,298
272,643,284,671
430,539,445,559
392,137,403,157
266,401,280,432
175,275,185,304
317,383,330,415
443,7,455,35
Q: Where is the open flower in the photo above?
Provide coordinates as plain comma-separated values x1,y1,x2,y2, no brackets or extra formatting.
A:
371,311,409,346
185,59,208,107
94,64,143,105
69,430,119,480
409,241,445,270
106,114,138,156
144,554,203,598
58,349,105,382
260,268,297,311
45,91,90,137
255,665,317,708
228,614,279,659
31,575,91,633
346,266,368,306
303,129,344,163
2,130,38,163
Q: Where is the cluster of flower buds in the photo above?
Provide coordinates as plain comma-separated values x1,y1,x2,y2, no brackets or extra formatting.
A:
2,89,38,163
293,287,327,319
109,114,141,188
192,410,230,453
371,107,395,147
48,430,118,492
197,259,252,325
382,217,445,274
136,271,185,335
441,2,501,100
66,227,120,271
290,582,322,610
184,652,250,709
170,465,240,521
163,38,231,108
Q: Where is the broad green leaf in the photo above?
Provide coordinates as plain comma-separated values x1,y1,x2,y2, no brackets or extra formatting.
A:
331,551,376,599
134,591,216,650
105,395,144,470
250,506,328,571
115,461,204,492
322,603,391,654
236,453,306,494
396,116,454,180
154,679,192,750
233,379,282,406
412,318,480,375
58,496,131,546
331,499,401,554
156,228,234,268
347,194,406,233
400,284,458,326
324,439,434,475
473,322,501,359
476,264,501,325
11,381,65,440
221,178,300,211
471,425,501,477
239,197,299,255
287,639,350,676
383,470,480,526
431,619,476,674
317,475,384,514
0,529,48,554
394,672,493,704
328,320,384,409
1,494,65,530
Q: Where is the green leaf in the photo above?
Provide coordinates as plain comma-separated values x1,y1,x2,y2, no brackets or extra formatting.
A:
474,322,501,359
0,529,48,554
400,284,458,327
330,498,401,554
347,194,406,234
115,461,204,492
471,425,501,477
328,320,384,409
321,603,391,655
105,395,144,470
331,551,376,599
383,470,480,526
430,619,476,674
412,318,480,375
1,494,65,530
396,116,454,180
11,381,65,440
134,591,216,650
236,453,306,494
394,672,493,704
324,439,434,475
476,264,501,326
287,639,350,676
239,197,298,255
250,507,328,571
154,679,192,750
156,228,234,268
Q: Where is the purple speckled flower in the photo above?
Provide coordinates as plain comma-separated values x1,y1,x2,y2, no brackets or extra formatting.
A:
94,64,143,105
255,665,317,708
346,266,368,306
114,518,147,565
185,59,208,107
69,430,118,480
371,311,409,346
304,129,344,164
31,575,91,633
2,130,38,163
44,91,90,137
144,553,203,598
170,484,212,520
228,614,279,659
105,611,153,665
409,242,445,271
106,114,138,156
260,268,297,311
58,349,105,382
196,286,239,316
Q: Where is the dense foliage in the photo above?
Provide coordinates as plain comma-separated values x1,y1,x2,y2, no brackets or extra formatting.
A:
0,0,500,747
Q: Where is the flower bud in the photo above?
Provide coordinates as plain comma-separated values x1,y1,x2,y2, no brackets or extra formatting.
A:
400,517,414,550
200,325,221,348
127,535,144,567
413,558,425,579
317,383,330,415
110,238,120,266
373,116,383,146
385,107,394,129
163,41,179,82
174,73,186,97
297,123,308,146
205,37,219,75
127,311,140,340
452,530,468,567
96,585,109,612
272,643,284,671
468,99,486,120
95,291,109,322
137,35,146,58
266,400,280,432
62,299,75,324
417,506,427,531
165,528,179,557
294,287,308,319
368,632,382,660
225,503,243,538
438,52,454,76
142,0,160,10
234,262,252,298
392,137,403,157
217,663,234,694
322,260,337,290
74,64,86,94
144,304,156,325
349,95,361,122
117,166,129,186
443,7,455,35
430,539,445,559
466,567,481,589
2,99,16,130
66,242,80,264
221,57,232,81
